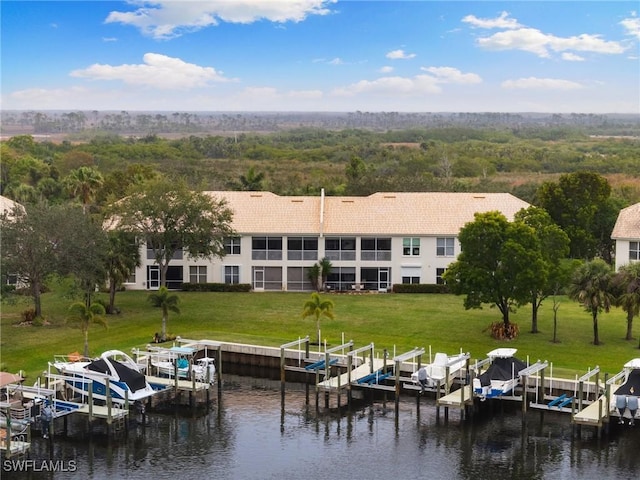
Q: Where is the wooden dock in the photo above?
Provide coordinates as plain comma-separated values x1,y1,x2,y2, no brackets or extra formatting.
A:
437,385,474,408
573,392,612,427
317,358,388,390
146,376,211,392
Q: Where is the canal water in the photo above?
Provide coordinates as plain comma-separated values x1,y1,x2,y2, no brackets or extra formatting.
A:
11,377,640,479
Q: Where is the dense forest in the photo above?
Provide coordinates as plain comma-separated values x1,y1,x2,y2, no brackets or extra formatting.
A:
1,111,639,208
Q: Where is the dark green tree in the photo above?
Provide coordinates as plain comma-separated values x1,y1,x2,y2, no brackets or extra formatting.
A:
611,263,640,342
1,202,106,317
443,211,545,337
537,171,616,261
104,231,141,314
110,178,235,287
514,206,570,333
567,259,614,345
239,166,265,191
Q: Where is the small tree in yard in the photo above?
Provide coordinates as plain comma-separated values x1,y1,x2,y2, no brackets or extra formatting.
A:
302,292,335,345
66,302,107,358
443,211,544,339
111,178,235,288
148,286,180,341
567,259,614,346
611,263,640,343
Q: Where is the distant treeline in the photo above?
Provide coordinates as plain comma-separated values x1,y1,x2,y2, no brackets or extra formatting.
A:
2,110,639,137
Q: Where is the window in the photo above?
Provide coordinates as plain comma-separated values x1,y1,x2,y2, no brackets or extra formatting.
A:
402,277,420,284
287,237,318,261
630,242,640,261
403,238,420,256
125,271,136,284
225,237,241,255
325,237,356,261
361,237,391,261
252,266,282,290
436,237,455,257
225,266,239,284
252,236,282,260
147,238,183,260
325,267,356,291
189,266,207,284
287,266,314,291
436,268,446,285
361,267,390,291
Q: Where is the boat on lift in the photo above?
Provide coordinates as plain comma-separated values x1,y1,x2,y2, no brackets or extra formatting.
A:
613,358,640,426
473,348,527,399
51,350,158,403
411,352,468,390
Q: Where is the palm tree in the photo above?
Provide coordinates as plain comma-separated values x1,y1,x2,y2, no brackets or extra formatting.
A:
319,257,333,291
301,292,335,345
612,263,640,342
567,259,614,346
307,263,321,291
105,231,140,314
66,302,108,358
64,166,104,214
147,286,180,341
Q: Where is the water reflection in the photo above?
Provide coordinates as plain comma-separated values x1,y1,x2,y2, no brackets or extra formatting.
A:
12,377,640,479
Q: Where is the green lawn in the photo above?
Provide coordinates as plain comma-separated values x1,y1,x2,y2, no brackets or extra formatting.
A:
1,289,639,382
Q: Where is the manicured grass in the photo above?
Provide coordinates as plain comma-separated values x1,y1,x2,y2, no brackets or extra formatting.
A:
1,289,639,382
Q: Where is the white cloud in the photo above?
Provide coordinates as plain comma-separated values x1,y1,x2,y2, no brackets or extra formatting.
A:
477,28,625,58
501,77,584,90
462,11,521,30
102,37,118,43
328,57,344,65
70,53,233,89
421,66,482,84
105,0,336,40
561,52,585,62
386,49,416,60
620,13,640,40
379,66,394,73
332,75,441,97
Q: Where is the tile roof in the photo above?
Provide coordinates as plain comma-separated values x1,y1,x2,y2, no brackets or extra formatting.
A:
611,202,640,240
206,191,530,236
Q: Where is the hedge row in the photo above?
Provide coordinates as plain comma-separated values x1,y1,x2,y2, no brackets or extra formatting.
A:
181,283,252,292
392,283,449,294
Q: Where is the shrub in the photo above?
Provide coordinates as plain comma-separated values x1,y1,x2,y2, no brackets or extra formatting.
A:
392,283,449,294
485,321,520,340
181,283,252,292
21,308,37,324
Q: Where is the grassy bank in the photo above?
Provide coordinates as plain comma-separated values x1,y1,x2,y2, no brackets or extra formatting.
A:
1,290,639,382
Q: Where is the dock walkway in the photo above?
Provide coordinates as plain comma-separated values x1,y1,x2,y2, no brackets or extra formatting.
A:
573,392,612,427
317,358,388,390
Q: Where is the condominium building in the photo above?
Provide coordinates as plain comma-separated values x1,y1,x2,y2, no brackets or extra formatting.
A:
126,190,531,291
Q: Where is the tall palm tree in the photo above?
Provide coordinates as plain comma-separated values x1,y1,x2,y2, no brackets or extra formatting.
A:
612,263,640,342
567,259,614,346
64,166,104,214
301,292,335,345
66,302,108,358
147,286,180,341
105,231,140,314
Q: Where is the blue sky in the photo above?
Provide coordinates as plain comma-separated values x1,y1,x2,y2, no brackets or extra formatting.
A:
1,1,639,113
